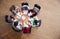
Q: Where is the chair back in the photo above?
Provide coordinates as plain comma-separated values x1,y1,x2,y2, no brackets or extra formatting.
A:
33,4,41,13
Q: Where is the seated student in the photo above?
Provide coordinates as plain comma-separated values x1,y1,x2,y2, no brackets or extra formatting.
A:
29,18,41,27
33,16,41,27
33,4,41,14
12,20,22,31
34,19,41,27
22,22,31,33
26,21,32,27
10,5,20,15
21,2,29,14
29,18,36,27
28,9,37,18
5,15,14,23
28,4,41,18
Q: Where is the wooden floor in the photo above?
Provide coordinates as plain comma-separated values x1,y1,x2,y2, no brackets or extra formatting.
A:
0,0,60,39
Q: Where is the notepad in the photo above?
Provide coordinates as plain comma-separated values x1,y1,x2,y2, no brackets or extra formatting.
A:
23,10,28,14
16,25,22,30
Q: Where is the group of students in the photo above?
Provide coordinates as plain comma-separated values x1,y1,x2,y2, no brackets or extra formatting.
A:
5,2,41,33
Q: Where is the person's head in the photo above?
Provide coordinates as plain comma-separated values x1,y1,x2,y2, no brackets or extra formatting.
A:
10,5,16,12
33,4,41,13
10,5,16,10
14,21,18,27
21,2,29,11
34,4,41,10
24,27,27,30
10,15,15,21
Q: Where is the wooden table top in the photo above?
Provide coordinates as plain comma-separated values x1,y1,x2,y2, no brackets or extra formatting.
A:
13,11,30,26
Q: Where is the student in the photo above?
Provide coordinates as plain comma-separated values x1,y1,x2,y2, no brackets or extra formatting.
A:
21,2,29,14
29,18,36,27
29,18,41,27
5,15,14,23
33,4,41,14
33,16,41,26
28,4,41,18
28,9,37,18
10,5,20,15
21,2,29,10
12,20,22,31
22,22,31,33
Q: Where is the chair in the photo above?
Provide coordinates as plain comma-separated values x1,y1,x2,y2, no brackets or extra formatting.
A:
10,5,20,15
22,26,31,33
28,9,37,18
21,2,29,10
30,19,41,27
12,21,22,32
28,4,41,18
33,4,41,13
36,20,41,27
38,20,41,26
10,5,16,15
5,15,12,23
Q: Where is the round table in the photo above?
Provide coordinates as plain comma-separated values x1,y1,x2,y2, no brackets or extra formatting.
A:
13,11,30,27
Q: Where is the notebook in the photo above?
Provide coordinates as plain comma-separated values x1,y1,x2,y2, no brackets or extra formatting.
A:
21,16,26,20
23,10,28,14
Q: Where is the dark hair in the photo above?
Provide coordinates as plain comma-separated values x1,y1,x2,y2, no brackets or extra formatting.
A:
5,15,8,18
25,27,27,30
10,5,15,11
14,21,18,27
21,2,29,6
34,20,38,25
34,4,41,10
10,15,14,19
5,15,8,22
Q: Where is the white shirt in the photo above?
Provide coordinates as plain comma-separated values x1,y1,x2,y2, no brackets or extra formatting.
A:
23,10,28,14
12,20,22,30
28,12,33,16
16,24,22,30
